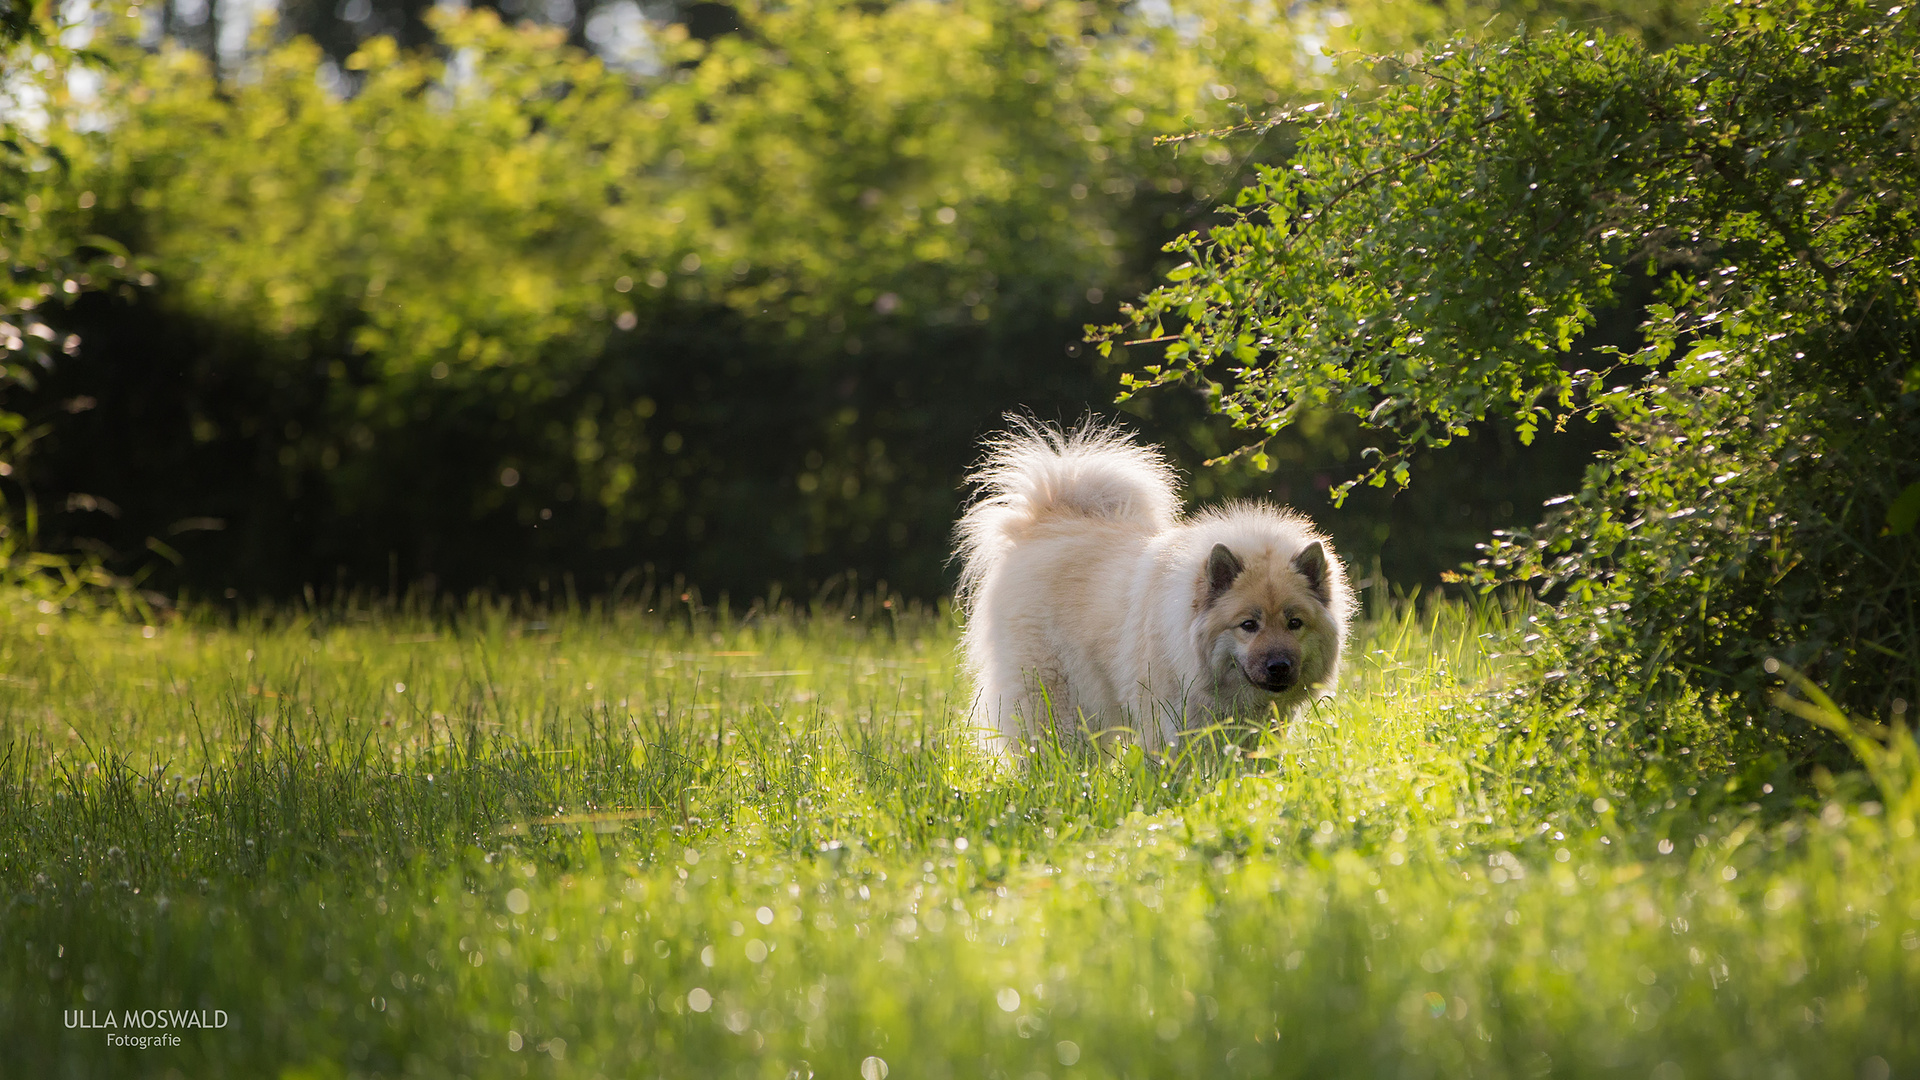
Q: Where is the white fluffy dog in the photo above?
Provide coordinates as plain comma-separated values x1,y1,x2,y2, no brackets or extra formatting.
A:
954,418,1354,755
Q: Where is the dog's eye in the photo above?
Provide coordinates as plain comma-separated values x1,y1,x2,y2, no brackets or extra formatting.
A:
1287,617,1304,630
1238,619,1259,633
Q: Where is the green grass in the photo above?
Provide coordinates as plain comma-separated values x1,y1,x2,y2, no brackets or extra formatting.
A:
3,588,1916,1079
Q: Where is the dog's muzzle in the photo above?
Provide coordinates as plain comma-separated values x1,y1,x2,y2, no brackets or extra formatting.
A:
1255,655,1295,693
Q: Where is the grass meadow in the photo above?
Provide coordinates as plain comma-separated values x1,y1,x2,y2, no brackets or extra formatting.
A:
3,586,1917,1079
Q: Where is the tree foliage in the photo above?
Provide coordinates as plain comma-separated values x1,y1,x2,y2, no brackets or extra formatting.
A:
9,0,1716,601
1105,0,1919,714
34,0,1334,597
0,0,155,611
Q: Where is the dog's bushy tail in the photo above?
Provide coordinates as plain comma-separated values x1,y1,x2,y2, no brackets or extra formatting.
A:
954,416,1178,609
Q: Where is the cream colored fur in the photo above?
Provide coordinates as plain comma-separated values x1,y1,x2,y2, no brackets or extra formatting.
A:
955,418,1354,755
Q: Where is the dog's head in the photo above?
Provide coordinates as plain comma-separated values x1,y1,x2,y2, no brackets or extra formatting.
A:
1197,539,1342,698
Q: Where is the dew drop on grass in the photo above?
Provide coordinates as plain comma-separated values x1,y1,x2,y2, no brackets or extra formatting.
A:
688,987,712,1012
997,987,1021,1012
505,889,529,915
860,1056,889,1080
1056,1040,1081,1065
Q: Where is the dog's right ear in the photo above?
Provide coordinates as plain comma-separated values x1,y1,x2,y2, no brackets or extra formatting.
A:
1206,543,1244,602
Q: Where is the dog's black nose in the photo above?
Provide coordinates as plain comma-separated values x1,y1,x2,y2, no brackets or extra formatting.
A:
1264,657,1295,689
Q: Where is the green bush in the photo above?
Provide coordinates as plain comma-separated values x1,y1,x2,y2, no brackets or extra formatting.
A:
1106,0,1920,716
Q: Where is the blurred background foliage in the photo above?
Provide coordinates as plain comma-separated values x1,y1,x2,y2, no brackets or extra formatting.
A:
7,0,1695,603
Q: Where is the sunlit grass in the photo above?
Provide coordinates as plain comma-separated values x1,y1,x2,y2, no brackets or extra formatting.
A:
3,589,1916,1078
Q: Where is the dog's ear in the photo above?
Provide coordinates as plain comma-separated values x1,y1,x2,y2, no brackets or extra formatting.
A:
1291,541,1329,603
1206,543,1244,602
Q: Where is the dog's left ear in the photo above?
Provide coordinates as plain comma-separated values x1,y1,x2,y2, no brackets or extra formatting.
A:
1291,541,1330,603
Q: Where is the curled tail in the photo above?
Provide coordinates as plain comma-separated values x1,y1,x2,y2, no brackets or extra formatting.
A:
953,416,1179,610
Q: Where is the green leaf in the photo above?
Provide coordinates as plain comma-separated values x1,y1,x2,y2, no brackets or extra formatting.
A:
1889,481,1920,537
81,234,130,258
